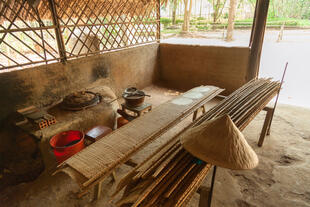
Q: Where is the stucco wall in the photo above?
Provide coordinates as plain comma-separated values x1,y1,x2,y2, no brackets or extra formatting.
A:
0,43,159,122
159,44,250,95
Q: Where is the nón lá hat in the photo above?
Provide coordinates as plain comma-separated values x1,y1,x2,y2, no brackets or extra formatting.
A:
180,114,258,170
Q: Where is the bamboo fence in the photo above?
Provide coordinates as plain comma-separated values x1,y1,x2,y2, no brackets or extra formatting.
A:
0,0,160,71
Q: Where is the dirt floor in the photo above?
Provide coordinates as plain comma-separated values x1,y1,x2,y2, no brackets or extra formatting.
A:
1,85,310,207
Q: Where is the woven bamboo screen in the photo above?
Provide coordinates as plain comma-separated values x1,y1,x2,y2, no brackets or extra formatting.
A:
0,0,160,71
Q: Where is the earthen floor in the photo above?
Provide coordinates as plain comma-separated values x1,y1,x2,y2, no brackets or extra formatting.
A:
1,85,309,207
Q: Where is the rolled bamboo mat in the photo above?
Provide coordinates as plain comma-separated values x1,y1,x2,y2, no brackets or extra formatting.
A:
113,78,281,207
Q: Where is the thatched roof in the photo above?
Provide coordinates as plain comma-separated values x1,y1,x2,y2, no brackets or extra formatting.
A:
0,0,160,23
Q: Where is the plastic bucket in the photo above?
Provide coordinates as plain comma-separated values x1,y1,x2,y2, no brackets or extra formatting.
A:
49,130,85,164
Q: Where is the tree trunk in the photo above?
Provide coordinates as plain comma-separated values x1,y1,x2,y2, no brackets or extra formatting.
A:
194,0,197,18
182,0,193,32
182,0,189,32
213,0,219,24
199,0,203,17
212,0,227,29
226,0,238,41
172,0,177,25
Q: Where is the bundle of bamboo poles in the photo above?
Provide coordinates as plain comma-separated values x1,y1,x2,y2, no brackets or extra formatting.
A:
113,78,281,207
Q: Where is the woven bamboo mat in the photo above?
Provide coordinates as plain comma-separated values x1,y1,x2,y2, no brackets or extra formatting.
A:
111,79,281,206
58,86,223,187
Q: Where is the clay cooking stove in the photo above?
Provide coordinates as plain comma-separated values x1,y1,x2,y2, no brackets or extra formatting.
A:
61,91,101,111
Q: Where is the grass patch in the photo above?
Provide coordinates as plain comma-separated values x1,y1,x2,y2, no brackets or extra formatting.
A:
235,17,310,27
161,17,310,30
160,17,172,26
161,28,181,34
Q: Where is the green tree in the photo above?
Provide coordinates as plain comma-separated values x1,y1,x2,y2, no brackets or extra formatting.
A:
182,0,193,32
226,0,238,41
267,0,310,19
171,0,179,25
208,0,227,23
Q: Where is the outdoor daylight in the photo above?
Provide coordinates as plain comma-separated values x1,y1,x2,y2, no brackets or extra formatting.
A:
159,0,310,108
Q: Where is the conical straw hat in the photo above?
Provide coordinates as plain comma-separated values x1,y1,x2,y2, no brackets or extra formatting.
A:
180,114,258,170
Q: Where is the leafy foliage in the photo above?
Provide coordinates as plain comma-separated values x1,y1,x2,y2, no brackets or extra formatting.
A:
208,0,227,23
268,0,310,19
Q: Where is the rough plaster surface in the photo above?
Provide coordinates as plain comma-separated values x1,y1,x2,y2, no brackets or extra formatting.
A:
0,43,159,123
159,44,250,95
0,44,159,184
0,86,309,207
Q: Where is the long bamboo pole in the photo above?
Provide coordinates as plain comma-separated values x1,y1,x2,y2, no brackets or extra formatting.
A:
114,79,281,207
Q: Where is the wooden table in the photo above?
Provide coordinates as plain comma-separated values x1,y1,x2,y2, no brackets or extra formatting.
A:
112,79,282,207
54,85,224,199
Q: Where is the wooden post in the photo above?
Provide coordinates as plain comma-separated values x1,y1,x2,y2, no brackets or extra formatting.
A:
93,181,102,201
207,165,217,207
277,23,285,42
48,0,67,62
111,170,117,182
198,186,210,207
156,0,161,41
258,63,288,147
247,0,270,81
266,62,288,135
193,110,198,121
193,105,206,121
258,107,273,147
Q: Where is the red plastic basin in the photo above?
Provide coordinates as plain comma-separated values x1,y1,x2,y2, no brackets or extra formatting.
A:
49,130,85,164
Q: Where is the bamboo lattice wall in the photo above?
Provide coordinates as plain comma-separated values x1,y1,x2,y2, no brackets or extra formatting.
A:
0,0,160,71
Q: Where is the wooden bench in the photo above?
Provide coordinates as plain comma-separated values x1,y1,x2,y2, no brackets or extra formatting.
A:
54,85,224,198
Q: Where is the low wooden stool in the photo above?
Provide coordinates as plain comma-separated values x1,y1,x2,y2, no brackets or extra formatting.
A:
121,103,152,117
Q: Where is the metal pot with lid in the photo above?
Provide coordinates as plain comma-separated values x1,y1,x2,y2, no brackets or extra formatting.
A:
122,87,150,107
